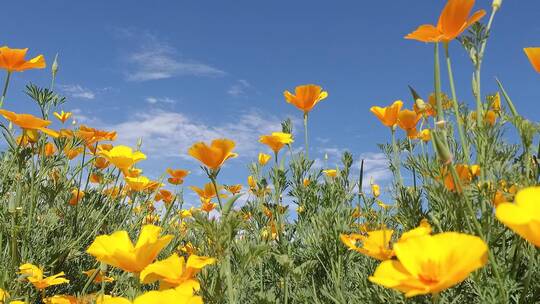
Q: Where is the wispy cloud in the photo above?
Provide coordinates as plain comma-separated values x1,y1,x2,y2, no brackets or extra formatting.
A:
59,84,95,100
117,29,225,82
102,109,286,160
145,96,177,104
227,79,251,97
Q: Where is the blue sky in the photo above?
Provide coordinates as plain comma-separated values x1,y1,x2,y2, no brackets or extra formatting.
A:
2,0,540,203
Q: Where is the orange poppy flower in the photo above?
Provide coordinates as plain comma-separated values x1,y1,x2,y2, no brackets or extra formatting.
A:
201,200,217,213
43,142,56,157
225,184,243,195
405,0,486,43
284,84,328,113
397,109,422,138
0,46,46,72
166,168,190,185
190,183,225,202
188,139,238,170
77,125,117,145
370,100,403,128
155,189,175,205
69,189,85,206
524,47,540,73
0,109,59,138
259,132,293,154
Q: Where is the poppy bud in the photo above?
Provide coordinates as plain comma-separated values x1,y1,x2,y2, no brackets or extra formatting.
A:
52,53,59,78
432,130,453,165
492,0,502,10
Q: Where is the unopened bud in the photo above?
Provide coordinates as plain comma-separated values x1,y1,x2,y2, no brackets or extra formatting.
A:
492,0,502,10
52,53,59,77
432,130,453,165
435,120,446,129
137,137,143,149
415,98,426,111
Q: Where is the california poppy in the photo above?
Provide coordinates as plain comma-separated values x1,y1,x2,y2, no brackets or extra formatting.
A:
284,84,328,113
524,47,540,73
340,229,394,260
259,132,293,154
369,232,487,297
0,46,46,72
496,187,540,247
0,109,58,138
370,100,403,128
166,168,190,185
98,145,146,171
86,224,173,273
188,139,238,170
405,0,486,43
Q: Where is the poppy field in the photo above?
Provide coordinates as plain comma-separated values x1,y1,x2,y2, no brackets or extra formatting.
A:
1,0,540,303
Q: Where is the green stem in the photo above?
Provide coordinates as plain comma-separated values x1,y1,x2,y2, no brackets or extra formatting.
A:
391,128,402,187
434,43,445,123
444,42,470,163
303,112,309,159
432,293,440,304
210,176,223,211
0,71,12,108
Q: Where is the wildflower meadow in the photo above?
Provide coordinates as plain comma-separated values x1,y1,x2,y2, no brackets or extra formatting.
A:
1,0,540,303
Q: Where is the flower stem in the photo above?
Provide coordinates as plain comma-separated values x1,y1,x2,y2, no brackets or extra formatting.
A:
303,112,309,159
434,43,445,124
444,42,470,163
391,127,402,187
0,71,12,108
210,175,223,211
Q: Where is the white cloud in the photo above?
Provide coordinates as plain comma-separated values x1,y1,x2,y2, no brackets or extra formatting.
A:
227,79,251,97
145,96,177,104
103,109,286,160
120,31,225,82
59,84,95,99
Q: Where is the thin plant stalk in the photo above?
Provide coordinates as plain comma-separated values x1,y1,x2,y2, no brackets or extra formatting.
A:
0,71,11,108
391,127,402,187
303,112,309,158
444,42,470,163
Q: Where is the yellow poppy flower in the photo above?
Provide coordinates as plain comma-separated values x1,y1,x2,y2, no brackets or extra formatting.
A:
340,229,394,260
18,263,69,290
43,295,79,304
369,232,488,297
470,110,497,126
96,295,133,304
405,0,486,43
259,132,293,154
397,219,432,243
323,169,338,178
418,129,431,142
0,288,8,302
0,46,46,72
397,109,422,138
140,253,215,290
86,224,173,273
258,152,272,166
524,47,540,73
166,168,190,185
188,138,238,170
247,175,256,190
371,184,380,197
489,92,501,113
283,84,328,113
53,111,72,124
496,187,540,247
98,145,146,171
131,286,203,304
0,109,58,138
125,176,152,192
370,100,403,128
